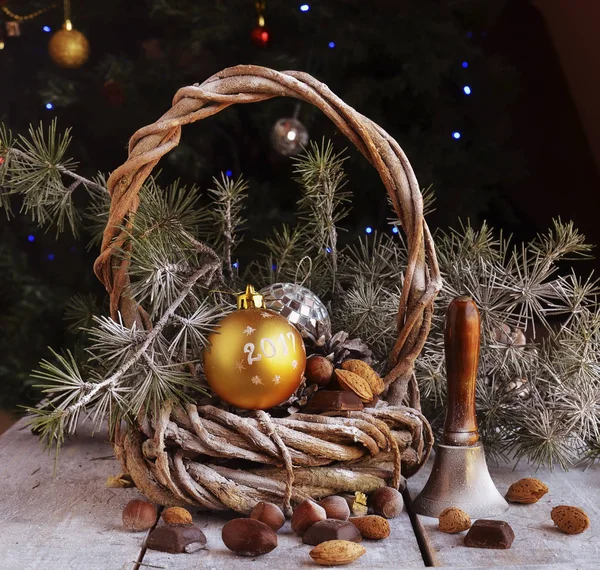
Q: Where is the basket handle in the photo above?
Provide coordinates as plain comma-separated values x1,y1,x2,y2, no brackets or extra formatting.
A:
93,65,442,406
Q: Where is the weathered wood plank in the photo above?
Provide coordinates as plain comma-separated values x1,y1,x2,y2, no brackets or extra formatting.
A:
140,508,425,569
0,419,146,570
408,457,600,568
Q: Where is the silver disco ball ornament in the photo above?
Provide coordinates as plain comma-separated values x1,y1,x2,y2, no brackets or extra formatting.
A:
260,282,331,338
270,117,309,156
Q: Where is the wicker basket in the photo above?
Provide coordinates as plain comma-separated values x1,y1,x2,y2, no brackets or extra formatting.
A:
94,65,441,515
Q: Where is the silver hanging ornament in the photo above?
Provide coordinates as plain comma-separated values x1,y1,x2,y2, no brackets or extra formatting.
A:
260,282,331,339
270,117,309,156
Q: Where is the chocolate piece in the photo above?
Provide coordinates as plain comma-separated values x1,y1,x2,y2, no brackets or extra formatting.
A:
464,519,514,549
304,390,364,413
146,524,207,554
302,519,363,545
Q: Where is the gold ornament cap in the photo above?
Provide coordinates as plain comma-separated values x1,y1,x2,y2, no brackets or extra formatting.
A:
237,284,264,310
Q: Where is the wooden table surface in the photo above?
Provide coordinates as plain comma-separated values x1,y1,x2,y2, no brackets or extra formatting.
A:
0,419,597,570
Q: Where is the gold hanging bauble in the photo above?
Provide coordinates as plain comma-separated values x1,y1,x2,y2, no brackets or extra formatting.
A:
48,21,89,69
203,285,306,410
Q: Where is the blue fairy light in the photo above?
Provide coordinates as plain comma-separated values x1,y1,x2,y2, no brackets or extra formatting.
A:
45,103,54,110
28,235,35,242
328,41,335,48
326,246,332,253
462,61,469,69
392,226,399,234
47,253,55,261
225,170,233,177
43,26,51,33
463,86,472,95
232,261,239,269
365,226,373,234
452,131,461,140
300,4,310,12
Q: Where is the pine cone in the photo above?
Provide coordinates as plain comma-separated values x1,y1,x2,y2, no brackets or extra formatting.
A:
304,329,373,367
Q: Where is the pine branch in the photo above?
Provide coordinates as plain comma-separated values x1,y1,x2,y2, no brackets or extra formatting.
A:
206,174,248,284
1,120,108,236
27,265,217,450
294,139,351,289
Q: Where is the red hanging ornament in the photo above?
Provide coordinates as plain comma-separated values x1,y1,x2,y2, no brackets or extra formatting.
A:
251,25,269,48
251,0,269,48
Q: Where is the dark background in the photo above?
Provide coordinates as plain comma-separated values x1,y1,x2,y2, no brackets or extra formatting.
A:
1,0,598,415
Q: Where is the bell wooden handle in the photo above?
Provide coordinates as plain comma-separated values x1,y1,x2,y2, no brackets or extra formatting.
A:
443,296,480,446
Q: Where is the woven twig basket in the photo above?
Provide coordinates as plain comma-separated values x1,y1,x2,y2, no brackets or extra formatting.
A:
94,65,442,514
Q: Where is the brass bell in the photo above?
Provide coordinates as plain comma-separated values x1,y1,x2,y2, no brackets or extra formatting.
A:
412,296,508,519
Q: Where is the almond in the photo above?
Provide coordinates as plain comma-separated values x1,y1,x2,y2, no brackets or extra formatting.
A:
334,369,373,402
349,515,390,540
551,505,590,535
438,507,471,533
162,506,193,526
341,360,385,395
309,540,367,566
506,477,548,504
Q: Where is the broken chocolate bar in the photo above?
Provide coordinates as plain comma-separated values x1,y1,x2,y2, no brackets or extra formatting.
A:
302,519,362,545
464,519,514,549
146,524,207,554
304,390,364,413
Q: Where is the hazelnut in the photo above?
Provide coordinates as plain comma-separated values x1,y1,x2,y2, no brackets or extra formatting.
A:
369,487,404,519
222,518,278,556
162,506,193,526
250,501,285,531
291,499,327,535
319,496,350,521
122,499,157,531
305,355,334,387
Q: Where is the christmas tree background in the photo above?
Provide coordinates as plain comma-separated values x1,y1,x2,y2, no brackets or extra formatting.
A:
1,0,599,418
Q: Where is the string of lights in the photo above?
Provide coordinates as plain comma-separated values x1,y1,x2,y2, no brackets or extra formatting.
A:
30,2,480,255
0,3,56,22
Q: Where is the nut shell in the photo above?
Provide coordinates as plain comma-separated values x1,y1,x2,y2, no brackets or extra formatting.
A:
341,360,385,395
438,507,472,533
506,478,549,504
369,487,404,519
122,500,157,531
306,355,334,386
551,506,590,535
319,496,350,521
250,501,285,531
334,369,373,402
309,540,367,566
162,506,193,526
222,518,278,556
349,515,390,539
291,499,327,535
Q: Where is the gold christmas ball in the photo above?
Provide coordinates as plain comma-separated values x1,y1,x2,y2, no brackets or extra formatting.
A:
203,304,306,410
48,23,90,69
